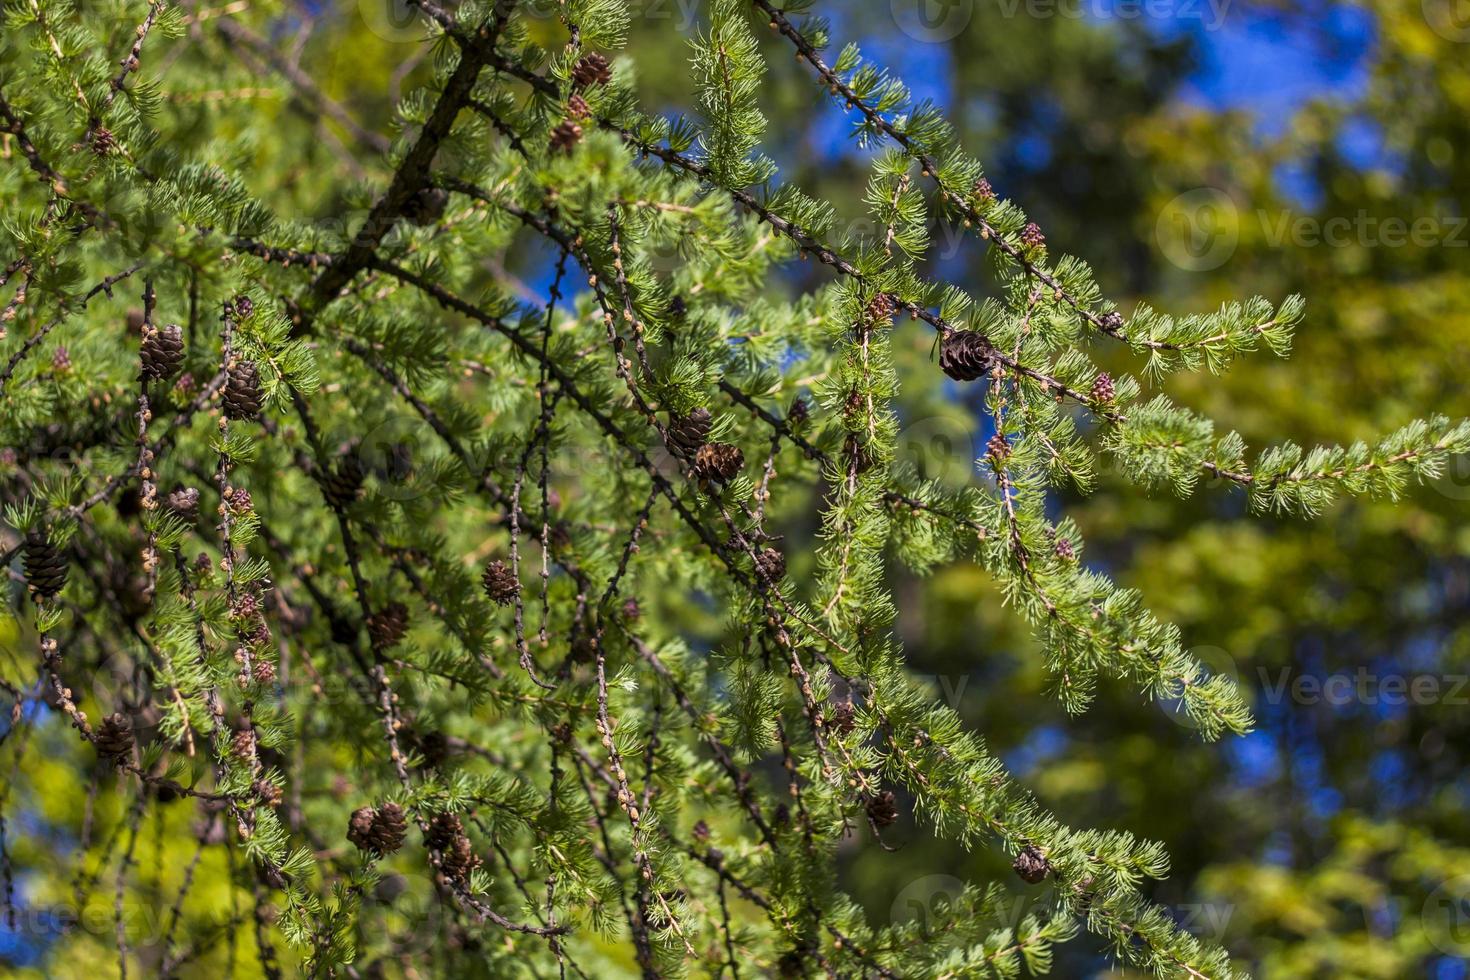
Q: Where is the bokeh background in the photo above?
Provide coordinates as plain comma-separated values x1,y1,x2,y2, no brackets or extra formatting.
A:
5,0,1470,976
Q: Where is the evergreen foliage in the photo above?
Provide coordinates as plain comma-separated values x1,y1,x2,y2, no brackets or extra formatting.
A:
0,1,1462,977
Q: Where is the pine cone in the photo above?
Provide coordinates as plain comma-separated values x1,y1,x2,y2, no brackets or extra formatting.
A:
827,701,856,736
426,812,481,881
972,177,995,203
1054,536,1075,561
665,408,712,460
567,93,590,119
222,359,262,420
865,292,897,324
1020,222,1045,249
140,324,185,381
166,486,200,517
51,346,71,372
233,295,255,320
321,451,366,509
367,602,409,651
22,529,67,599
348,802,408,855
986,432,1011,463
621,597,640,621
482,560,519,605
787,397,809,428
691,442,743,487
866,790,899,829
1090,371,1115,404
403,186,449,226
571,52,612,88
90,127,116,156
347,806,377,851
232,728,256,759
253,780,283,807
549,120,583,154
755,547,785,583
94,713,133,759
1013,844,1051,884
938,330,995,382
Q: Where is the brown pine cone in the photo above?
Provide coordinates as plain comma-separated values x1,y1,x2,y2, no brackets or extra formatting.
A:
348,802,408,855
1090,371,1115,404
1054,536,1076,561
549,120,583,154
1013,844,1051,884
90,127,116,156
972,176,995,203
222,359,263,420
482,560,519,605
938,330,995,382
827,701,856,736
347,806,377,851
253,780,283,808
367,602,409,651
233,295,255,320
986,432,1011,463
166,486,200,517
94,713,134,759
232,728,256,759
373,802,408,852
1020,222,1045,249
865,790,899,829
787,397,809,428
691,442,743,487
755,547,785,583
22,529,68,599
665,408,712,460
426,812,481,881
320,451,366,509
571,52,612,88
140,324,185,381
567,93,590,118
865,292,897,324
403,186,449,226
